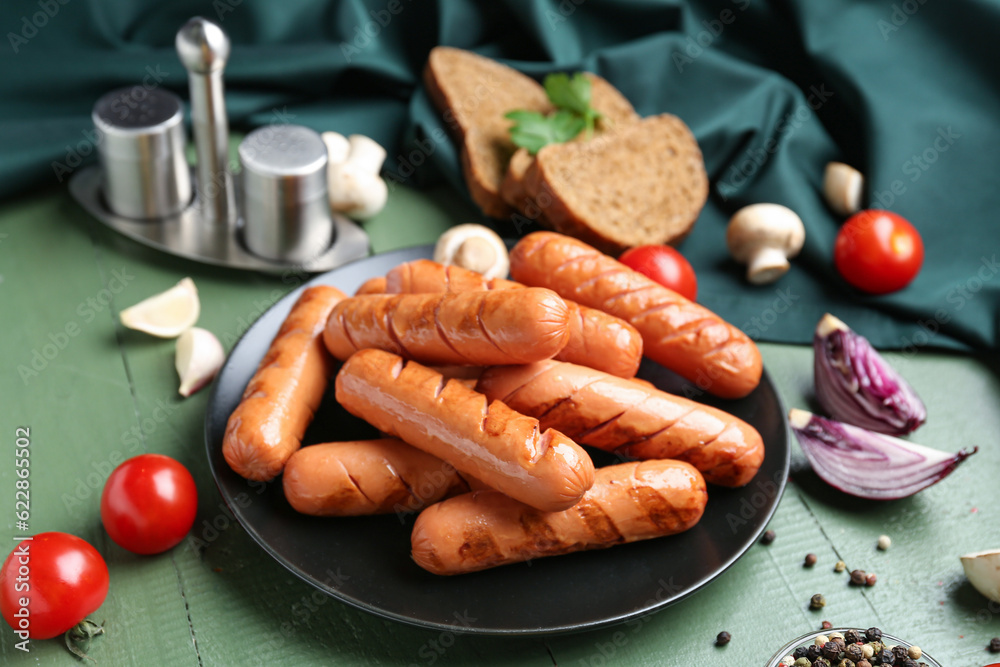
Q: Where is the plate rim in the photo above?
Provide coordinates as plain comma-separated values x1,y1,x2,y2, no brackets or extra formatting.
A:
204,243,792,636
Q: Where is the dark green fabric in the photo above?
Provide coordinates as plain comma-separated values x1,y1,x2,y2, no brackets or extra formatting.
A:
2,0,997,351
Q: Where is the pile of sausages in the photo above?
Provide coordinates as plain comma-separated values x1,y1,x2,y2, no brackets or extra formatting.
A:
222,232,766,575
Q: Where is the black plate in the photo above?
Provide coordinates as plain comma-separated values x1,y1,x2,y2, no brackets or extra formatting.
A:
204,245,791,635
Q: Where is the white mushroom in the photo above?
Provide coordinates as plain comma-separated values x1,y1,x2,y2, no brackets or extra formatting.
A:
323,132,388,220
175,327,225,397
961,549,1000,603
434,224,509,280
823,162,864,216
726,204,806,284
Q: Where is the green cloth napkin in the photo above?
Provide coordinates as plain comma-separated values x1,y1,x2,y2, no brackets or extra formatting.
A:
1,0,997,351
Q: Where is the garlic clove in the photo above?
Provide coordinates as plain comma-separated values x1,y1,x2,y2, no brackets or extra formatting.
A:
961,549,1000,603
175,327,225,397
120,277,200,338
823,162,864,216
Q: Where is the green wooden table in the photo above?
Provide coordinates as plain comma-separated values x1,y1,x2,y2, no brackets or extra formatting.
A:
1,179,998,666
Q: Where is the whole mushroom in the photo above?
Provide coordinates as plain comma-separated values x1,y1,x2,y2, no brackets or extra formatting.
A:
434,224,509,279
824,162,865,216
726,204,806,284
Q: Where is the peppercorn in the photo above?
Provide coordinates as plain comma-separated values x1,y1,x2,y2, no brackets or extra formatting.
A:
822,641,841,661
877,535,891,550
901,659,918,667
892,645,909,661
837,660,855,667
845,644,863,661
795,659,811,667
834,560,846,573
850,569,867,586
876,648,894,664
856,661,871,667
821,620,833,630
865,627,882,642
990,637,1000,652
815,635,830,647
805,553,818,567
807,644,822,660
779,656,795,666
762,529,776,545
844,630,861,645
715,631,731,646
863,642,880,657
865,572,877,587
810,593,826,609
907,646,921,660
812,660,829,667
795,646,811,659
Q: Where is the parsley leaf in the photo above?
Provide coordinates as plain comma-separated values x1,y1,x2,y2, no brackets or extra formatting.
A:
505,109,586,155
506,72,604,153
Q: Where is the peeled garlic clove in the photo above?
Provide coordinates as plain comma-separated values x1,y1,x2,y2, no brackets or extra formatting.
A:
814,313,926,435
961,549,1000,603
176,327,225,397
824,162,864,216
120,277,200,338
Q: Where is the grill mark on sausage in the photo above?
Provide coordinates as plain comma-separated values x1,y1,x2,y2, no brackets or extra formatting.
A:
475,296,506,357
649,316,718,348
384,305,413,358
518,511,564,552
573,410,628,441
458,525,502,564
337,310,361,353
433,297,472,364
574,499,623,544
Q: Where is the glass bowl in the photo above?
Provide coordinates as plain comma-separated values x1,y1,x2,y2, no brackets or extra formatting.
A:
766,628,942,666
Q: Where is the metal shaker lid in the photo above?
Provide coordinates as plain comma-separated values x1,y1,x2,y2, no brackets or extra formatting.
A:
239,125,329,200
92,87,185,161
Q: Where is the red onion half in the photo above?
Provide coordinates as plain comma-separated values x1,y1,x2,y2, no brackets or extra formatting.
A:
814,314,926,435
789,409,976,500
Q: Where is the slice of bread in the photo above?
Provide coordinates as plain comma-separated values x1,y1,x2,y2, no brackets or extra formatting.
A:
500,74,641,214
424,47,551,218
526,114,709,255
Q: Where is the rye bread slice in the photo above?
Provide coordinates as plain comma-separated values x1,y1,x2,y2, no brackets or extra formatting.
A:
528,114,709,255
424,47,550,218
500,74,640,212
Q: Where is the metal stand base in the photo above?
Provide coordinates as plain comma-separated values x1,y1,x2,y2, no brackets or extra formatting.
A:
68,165,370,274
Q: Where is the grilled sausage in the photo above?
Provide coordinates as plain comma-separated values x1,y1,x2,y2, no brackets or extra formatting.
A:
223,285,346,481
477,360,764,487
323,289,570,366
509,232,762,399
411,460,708,575
335,349,595,512
384,259,642,378
282,439,471,516
355,276,386,295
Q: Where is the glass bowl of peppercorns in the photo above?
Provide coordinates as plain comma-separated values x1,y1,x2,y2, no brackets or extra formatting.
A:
765,627,941,667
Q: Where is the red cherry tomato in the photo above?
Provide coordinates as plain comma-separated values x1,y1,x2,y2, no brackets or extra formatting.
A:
101,454,197,555
0,532,109,639
834,210,924,294
619,245,698,300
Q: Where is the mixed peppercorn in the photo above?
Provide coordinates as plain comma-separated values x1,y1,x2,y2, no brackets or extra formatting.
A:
777,628,929,666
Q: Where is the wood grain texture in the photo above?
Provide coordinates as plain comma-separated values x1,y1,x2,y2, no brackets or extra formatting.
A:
1,184,998,665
